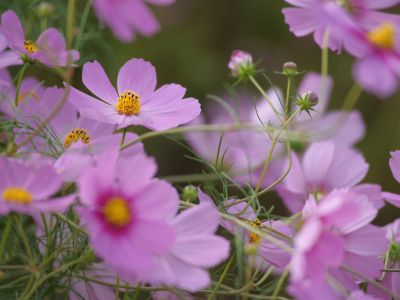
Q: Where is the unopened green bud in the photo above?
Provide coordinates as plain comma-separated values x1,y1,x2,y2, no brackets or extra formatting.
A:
390,241,400,262
84,248,101,264
181,185,198,202
295,91,319,118
283,62,297,75
37,3,55,18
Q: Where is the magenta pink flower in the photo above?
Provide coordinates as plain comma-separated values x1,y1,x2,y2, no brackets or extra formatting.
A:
198,188,292,269
276,140,382,213
0,10,79,68
0,31,21,68
0,156,75,215
66,59,200,130
282,0,400,53
77,147,179,275
291,189,387,291
367,218,400,300
228,50,253,76
92,0,175,43
382,151,400,208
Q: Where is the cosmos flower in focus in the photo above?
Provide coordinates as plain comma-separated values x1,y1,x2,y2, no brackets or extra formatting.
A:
0,10,79,68
66,59,201,130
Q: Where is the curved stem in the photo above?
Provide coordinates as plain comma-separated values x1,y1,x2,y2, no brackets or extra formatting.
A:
15,64,29,107
0,216,13,265
254,266,276,287
270,266,290,300
376,249,390,282
54,212,89,236
207,253,236,300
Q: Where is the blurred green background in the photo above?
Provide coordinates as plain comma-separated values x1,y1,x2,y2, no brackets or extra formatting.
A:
2,0,400,225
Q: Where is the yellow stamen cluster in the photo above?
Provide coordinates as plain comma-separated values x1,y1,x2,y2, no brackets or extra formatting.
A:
18,90,40,104
64,128,91,149
367,22,396,50
248,218,263,244
24,40,45,54
116,90,141,116
103,197,132,227
3,187,32,204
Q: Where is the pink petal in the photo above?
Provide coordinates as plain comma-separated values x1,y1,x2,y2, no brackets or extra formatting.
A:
343,224,388,256
0,10,25,47
389,151,400,184
364,0,400,9
37,28,66,53
282,7,319,37
24,165,63,199
281,151,307,195
382,191,400,208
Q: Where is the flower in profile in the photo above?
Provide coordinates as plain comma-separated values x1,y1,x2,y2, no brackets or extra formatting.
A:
198,188,292,269
77,147,179,275
0,69,45,119
382,150,400,208
0,156,75,215
228,50,257,81
14,86,143,172
92,0,175,43
0,31,21,68
132,201,230,292
66,59,200,130
291,189,387,291
367,218,400,299
0,10,79,68
282,0,400,53
275,140,383,213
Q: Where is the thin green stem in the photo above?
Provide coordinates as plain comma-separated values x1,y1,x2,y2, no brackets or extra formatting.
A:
341,82,363,111
254,266,276,287
382,269,400,272
120,128,127,146
284,76,292,117
73,0,93,50
115,274,120,300
123,282,130,300
40,17,47,32
15,64,29,107
66,0,76,48
14,215,34,265
376,250,390,282
242,254,255,300
0,216,13,265
320,27,330,107
207,253,236,300
270,266,290,300
54,212,89,236
0,275,31,290
131,282,141,300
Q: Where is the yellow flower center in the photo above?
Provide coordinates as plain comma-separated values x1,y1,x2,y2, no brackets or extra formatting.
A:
24,40,45,54
367,22,396,50
103,197,132,227
64,128,91,149
3,187,32,204
248,218,263,245
116,90,141,116
18,90,40,104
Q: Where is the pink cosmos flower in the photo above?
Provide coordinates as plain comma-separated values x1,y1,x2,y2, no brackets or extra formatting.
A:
66,59,201,130
228,50,253,76
0,69,45,119
0,31,21,68
14,86,143,166
0,155,75,215
124,201,231,292
198,188,292,269
291,189,387,291
92,0,175,43
77,147,179,275
282,0,400,53
0,10,79,68
382,150,400,208
367,218,400,299
275,140,385,213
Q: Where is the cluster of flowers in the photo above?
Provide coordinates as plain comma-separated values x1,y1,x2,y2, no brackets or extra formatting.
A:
1,1,400,300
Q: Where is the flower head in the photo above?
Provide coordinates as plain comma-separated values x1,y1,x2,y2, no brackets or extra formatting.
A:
0,10,79,68
0,31,21,69
66,59,201,130
296,90,319,118
228,50,256,80
0,156,75,216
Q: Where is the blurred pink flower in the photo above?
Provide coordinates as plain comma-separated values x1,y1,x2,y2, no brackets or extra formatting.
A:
382,150,400,208
77,148,179,275
0,31,21,68
92,0,175,43
0,10,79,68
228,50,253,76
276,140,384,213
291,189,387,291
66,59,200,130
282,0,400,53
0,156,75,215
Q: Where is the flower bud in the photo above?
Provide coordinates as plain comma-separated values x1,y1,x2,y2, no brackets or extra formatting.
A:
84,248,101,264
181,185,198,202
244,243,258,255
37,3,55,17
283,62,297,75
228,50,255,80
390,241,400,261
301,91,319,107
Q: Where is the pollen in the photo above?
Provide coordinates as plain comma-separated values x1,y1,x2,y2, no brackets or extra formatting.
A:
64,128,91,149
103,197,132,227
3,187,32,204
367,22,396,50
18,90,40,104
247,218,263,245
24,40,45,54
116,90,141,116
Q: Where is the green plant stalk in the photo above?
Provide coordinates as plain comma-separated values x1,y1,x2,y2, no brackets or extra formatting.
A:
54,212,89,235
14,215,34,265
15,64,29,107
320,28,330,106
0,216,13,265
22,256,86,300
382,269,400,272
376,249,390,282
115,274,120,300
132,282,142,300
254,266,276,287
249,75,283,122
120,128,127,146
73,0,94,50
271,266,290,300
341,82,363,111
42,213,53,263
66,0,76,48
284,76,292,117
123,282,130,300
40,17,47,32
242,254,255,300
207,253,236,300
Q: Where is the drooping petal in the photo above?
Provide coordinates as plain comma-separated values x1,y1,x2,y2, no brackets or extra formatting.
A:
0,10,25,47
282,7,319,37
